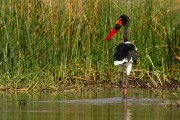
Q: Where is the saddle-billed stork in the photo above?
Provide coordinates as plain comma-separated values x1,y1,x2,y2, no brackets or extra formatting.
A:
104,15,138,97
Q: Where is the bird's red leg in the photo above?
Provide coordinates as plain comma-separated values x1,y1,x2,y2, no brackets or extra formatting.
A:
119,71,123,88
123,75,129,98
118,65,124,89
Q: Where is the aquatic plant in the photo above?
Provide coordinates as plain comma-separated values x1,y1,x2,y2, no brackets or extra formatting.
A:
0,0,179,91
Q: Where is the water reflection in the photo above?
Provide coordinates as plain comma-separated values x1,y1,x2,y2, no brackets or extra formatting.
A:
0,89,180,120
122,98,131,120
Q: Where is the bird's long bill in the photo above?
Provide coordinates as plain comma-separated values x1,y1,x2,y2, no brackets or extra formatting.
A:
104,19,123,41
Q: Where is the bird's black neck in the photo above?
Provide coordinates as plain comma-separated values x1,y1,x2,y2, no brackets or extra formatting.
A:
123,22,129,42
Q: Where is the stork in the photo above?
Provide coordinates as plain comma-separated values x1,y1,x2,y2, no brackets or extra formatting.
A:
104,15,138,97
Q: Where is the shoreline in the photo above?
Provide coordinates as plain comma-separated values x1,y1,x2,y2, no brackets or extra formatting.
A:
0,78,179,92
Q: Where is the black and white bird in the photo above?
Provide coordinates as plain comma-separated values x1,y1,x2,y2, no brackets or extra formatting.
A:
104,15,138,97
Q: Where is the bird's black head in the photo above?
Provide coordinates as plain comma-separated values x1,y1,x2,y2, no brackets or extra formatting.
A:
119,15,129,25
104,14,130,41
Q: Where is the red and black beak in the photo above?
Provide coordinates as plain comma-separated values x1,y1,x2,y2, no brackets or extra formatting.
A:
104,18,123,41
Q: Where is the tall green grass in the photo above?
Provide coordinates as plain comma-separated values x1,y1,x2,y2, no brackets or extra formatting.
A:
0,0,179,90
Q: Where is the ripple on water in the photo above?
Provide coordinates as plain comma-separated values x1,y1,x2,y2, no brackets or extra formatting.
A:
31,97,161,105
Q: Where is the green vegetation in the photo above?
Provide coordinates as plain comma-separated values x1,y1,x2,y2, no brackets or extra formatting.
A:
0,0,179,91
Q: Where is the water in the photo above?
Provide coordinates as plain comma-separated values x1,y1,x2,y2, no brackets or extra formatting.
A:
0,88,180,120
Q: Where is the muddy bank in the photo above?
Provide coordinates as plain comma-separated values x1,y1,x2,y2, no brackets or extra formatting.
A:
0,77,179,92
70,77,180,90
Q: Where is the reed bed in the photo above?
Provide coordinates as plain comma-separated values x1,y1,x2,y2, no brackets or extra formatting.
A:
0,0,179,91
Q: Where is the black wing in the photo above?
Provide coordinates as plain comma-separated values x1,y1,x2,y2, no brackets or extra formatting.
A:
114,43,137,63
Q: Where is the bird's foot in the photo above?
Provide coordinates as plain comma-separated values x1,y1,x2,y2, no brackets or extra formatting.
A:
123,87,127,98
